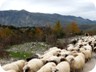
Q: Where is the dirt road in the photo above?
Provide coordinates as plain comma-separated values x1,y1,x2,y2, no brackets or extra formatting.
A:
82,52,96,72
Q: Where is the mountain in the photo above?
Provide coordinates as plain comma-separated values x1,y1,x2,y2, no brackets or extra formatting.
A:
0,10,96,30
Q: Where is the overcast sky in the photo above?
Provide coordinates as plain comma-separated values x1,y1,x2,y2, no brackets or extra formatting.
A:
0,0,96,20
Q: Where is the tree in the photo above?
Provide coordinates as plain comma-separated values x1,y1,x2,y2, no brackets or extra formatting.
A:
66,21,80,35
34,27,44,41
53,21,64,38
0,27,14,39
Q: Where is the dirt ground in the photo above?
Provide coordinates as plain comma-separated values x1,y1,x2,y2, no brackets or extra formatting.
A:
82,52,96,72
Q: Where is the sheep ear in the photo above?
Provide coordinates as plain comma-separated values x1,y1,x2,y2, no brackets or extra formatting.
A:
69,58,74,64
79,44,83,48
70,58,74,63
54,69,59,72
60,58,66,62
77,49,80,52
65,54,68,57
88,41,92,45
57,53,61,57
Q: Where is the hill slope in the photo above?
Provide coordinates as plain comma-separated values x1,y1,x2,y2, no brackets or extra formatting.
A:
0,10,96,30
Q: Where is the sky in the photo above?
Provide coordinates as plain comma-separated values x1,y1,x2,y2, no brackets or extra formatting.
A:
0,0,96,20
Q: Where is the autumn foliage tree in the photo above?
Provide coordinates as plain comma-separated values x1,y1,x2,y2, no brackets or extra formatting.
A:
0,27,14,39
0,27,15,49
34,27,44,41
66,21,80,35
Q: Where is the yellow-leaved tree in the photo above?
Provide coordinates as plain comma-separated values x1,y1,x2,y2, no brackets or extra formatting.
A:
35,27,44,41
66,21,80,35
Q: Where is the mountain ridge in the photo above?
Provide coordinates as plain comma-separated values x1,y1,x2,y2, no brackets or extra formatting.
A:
0,10,96,29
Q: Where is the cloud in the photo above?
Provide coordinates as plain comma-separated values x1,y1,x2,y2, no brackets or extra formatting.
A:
91,0,96,7
0,0,96,20
0,0,7,7
64,2,96,20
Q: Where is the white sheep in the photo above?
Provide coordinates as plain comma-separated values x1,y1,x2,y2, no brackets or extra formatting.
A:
80,48,92,62
76,39,83,45
66,53,85,72
73,53,85,72
46,56,65,64
41,54,54,60
41,48,61,60
60,50,71,57
44,47,61,54
37,62,56,72
6,70,17,72
0,65,16,72
65,55,75,63
23,58,45,72
2,60,26,72
48,47,60,51
67,44,74,51
52,61,70,72
61,49,67,52
83,44,92,51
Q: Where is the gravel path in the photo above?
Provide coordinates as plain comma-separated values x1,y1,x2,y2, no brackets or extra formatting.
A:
82,52,96,72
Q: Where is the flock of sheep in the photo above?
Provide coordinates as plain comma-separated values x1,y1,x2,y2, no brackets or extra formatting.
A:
1,35,96,72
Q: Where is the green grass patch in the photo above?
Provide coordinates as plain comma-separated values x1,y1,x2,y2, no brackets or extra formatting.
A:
9,51,32,59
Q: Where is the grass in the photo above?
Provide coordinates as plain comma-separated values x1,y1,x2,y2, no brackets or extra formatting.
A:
6,42,51,59
9,51,33,59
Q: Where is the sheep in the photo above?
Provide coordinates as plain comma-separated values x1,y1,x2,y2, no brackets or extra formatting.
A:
0,65,16,72
71,52,85,60
61,49,67,52
44,47,61,54
0,64,7,72
23,58,45,72
76,39,83,45
6,70,17,72
67,44,75,51
2,60,26,72
41,48,61,60
67,44,79,51
77,53,85,60
66,53,85,72
93,42,96,51
65,55,75,63
46,56,65,64
41,54,54,60
80,48,92,62
83,44,92,51
73,53,85,72
60,50,71,57
25,53,41,62
94,47,96,52
85,33,89,36
47,47,61,56
37,62,56,72
52,61,70,72
70,39,78,45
